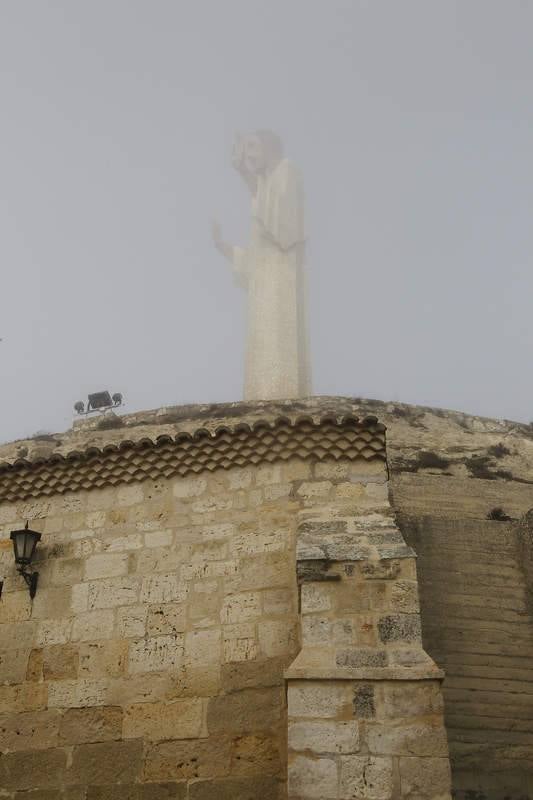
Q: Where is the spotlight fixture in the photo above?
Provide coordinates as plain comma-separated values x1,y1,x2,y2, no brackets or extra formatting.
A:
74,391,124,416
10,522,41,599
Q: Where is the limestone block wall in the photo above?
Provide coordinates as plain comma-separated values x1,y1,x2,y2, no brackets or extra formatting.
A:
14,397,530,799
395,482,533,800
0,448,419,799
0,462,305,798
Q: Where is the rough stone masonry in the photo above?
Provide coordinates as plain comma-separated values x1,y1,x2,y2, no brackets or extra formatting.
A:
2,396,533,799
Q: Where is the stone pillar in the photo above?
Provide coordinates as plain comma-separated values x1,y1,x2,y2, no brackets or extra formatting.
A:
286,460,452,800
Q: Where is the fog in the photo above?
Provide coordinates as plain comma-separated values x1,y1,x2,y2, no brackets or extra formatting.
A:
1,0,532,444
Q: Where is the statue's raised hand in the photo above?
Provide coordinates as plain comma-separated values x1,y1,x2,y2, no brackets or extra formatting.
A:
211,219,232,260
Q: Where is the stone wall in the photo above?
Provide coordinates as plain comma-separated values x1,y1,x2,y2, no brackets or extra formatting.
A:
394,479,533,800
3,394,533,799
371,400,533,800
0,461,305,798
1,437,443,799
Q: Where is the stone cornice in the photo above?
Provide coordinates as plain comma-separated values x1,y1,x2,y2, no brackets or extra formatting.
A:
0,414,386,503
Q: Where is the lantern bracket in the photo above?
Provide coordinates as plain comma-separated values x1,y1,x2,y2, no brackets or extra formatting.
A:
17,567,39,599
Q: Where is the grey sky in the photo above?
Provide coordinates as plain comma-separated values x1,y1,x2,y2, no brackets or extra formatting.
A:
1,0,532,443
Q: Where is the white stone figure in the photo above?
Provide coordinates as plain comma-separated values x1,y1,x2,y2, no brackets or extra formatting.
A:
213,130,312,401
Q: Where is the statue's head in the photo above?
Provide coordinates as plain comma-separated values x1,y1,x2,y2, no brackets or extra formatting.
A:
232,130,284,178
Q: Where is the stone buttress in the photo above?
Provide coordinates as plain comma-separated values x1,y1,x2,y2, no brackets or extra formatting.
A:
286,454,452,799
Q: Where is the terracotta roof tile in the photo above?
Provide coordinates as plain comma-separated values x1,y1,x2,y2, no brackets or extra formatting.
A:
0,414,386,503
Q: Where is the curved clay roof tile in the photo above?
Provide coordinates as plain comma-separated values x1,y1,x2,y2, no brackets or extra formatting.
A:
0,414,386,502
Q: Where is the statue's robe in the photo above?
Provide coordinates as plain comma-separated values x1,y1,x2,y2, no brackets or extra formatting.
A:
232,159,312,401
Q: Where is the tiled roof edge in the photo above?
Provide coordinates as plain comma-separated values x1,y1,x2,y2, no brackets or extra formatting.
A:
0,414,387,503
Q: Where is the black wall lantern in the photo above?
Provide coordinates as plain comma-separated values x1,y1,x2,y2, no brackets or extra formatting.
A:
10,523,41,599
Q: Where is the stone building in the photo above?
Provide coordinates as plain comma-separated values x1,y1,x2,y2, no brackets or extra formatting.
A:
1,396,533,799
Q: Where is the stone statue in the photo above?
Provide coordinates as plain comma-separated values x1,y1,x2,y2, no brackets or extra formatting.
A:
213,130,312,401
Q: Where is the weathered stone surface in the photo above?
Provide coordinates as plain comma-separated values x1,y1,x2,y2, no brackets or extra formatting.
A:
399,756,452,796
66,739,143,785
339,755,393,800
301,583,333,612
258,619,297,657
42,644,79,680
128,634,184,674
231,733,281,776
14,790,86,800
105,532,144,552
288,755,338,799
353,684,376,719
263,587,294,616
390,581,420,614
79,640,127,678
377,614,421,644
106,673,177,706
123,698,206,741
223,622,258,663
138,785,187,800
220,592,262,623
87,577,139,609
144,737,232,781
289,720,359,755
20,591,71,624
85,788,139,800
59,706,123,744
225,552,291,592
117,604,147,638
207,688,282,735
0,590,32,622
85,553,129,580
297,559,342,585
185,629,221,668
36,617,72,646
221,657,286,692
87,785,186,800
0,709,61,753
381,682,444,719
0,648,31,684
336,649,388,669
25,648,44,681
315,462,350,480
173,477,207,498
52,557,83,586
365,722,449,757
188,776,281,800
360,561,402,581
71,582,90,613
1,747,68,790
288,682,352,719
117,484,144,507
48,678,108,708
256,464,282,486
144,529,174,548
71,610,114,642
141,574,183,604
147,602,187,636
0,682,47,713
